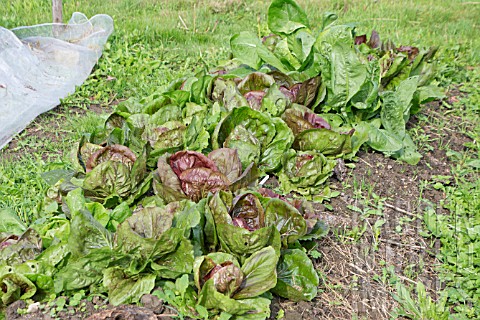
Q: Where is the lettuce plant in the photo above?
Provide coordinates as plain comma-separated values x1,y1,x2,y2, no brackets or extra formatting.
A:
154,149,259,203
194,248,278,317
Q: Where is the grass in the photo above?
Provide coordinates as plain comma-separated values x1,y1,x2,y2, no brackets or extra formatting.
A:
1,0,479,318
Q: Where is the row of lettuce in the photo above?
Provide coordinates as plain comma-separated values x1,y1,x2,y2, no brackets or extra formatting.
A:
1,0,443,318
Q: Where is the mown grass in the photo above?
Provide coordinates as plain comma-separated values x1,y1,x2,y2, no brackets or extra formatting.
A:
1,0,479,318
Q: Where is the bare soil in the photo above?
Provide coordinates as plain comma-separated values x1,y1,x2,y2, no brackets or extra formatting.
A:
3,91,474,320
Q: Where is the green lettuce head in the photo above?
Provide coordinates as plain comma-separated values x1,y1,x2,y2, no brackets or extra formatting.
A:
278,149,337,197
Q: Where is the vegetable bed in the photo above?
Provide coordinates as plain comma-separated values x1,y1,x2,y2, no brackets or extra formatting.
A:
0,0,445,318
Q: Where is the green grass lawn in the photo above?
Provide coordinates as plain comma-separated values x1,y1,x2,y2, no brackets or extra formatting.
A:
1,0,479,318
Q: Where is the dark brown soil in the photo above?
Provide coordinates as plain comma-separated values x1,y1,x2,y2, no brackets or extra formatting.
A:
2,91,474,320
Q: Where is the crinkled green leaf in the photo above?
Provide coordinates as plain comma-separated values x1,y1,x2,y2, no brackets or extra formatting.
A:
260,117,294,172
278,149,336,196
380,76,419,138
66,189,113,258
151,238,194,279
213,106,277,170
53,247,124,293
103,267,156,306
316,25,368,109
217,224,280,261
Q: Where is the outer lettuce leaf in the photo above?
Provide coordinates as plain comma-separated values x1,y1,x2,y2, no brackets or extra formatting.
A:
267,0,309,35
150,238,194,279
217,224,280,261
103,267,156,306
154,155,188,203
198,279,258,315
0,208,26,235
194,249,275,318
233,246,279,299
53,247,124,293
263,198,307,246
0,271,36,305
211,78,249,112
213,107,293,172
316,25,368,110
115,205,184,263
260,117,295,172
155,150,258,203
271,249,319,301
82,145,148,207
66,189,113,258
293,128,353,156
230,32,289,73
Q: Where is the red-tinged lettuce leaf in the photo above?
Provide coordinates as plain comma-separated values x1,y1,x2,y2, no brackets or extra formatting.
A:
281,108,330,136
237,72,275,94
170,150,219,177
230,193,265,231
212,263,244,297
193,253,241,292
354,34,367,45
211,78,248,112
368,30,380,49
244,91,266,110
212,106,278,170
280,76,321,107
293,128,353,156
82,145,148,206
208,148,243,182
194,252,272,317
141,121,186,151
115,205,184,263
229,162,260,192
155,155,188,203
103,267,156,306
71,136,103,173
197,279,264,316
178,168,231,202
0,229,42,266
263,198,307,246
271,249,319,301
86,145,136,173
